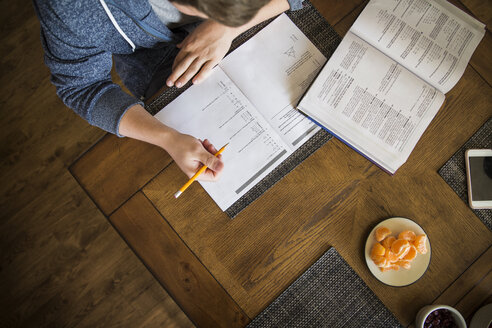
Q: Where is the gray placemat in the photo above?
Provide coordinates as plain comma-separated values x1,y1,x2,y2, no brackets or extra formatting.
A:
146,1,340,218
247,248,403,328
438,117,491,231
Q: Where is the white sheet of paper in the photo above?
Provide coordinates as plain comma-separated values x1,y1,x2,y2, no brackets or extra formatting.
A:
154,14,327,211
220,14,327,149
298,0,482,174
351,0,485,93
298,32,445,173
155,68,291,210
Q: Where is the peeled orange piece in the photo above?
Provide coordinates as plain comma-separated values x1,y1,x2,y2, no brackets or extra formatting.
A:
381,236,396,250
414,234,428,254
403,245,418,261
398,230,416,242
380,264,399,272
384,250,398,263
372,256,389,268
371,226,427,273
391,239,410,258
395,260,411,270
375,227,391,242
371,242,386,259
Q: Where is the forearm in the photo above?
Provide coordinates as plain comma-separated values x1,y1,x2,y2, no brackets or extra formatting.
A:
118,104,176,151
118,104,224,180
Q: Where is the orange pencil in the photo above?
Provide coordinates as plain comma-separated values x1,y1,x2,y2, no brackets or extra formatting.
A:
174,143,228,198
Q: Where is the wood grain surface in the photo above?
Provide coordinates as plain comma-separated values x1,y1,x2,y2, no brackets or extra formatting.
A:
448,0,492,87
459,0,492,32
8,0,488,327
455,270,492,321
110,192,250,328
433,246,492,322
141,1,492,326
0,2,192,327
70,134,172,216
310,0,365,26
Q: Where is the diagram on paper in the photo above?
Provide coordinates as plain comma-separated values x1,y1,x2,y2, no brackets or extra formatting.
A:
284,46,296,58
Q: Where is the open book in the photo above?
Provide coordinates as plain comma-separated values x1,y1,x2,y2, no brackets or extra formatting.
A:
155,14,327,211
297,0,485,174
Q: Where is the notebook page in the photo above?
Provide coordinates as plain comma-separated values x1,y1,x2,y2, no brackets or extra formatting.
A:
154,67,291,210
219,14,326,151
351,0,485,93
298,32,445,173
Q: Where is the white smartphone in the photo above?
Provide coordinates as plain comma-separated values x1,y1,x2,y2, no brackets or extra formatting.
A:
465,149,492,209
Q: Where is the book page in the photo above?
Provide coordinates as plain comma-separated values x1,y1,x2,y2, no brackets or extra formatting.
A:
351,0,485,93
219,14,327,150
155,67,291,210
298,32,445,173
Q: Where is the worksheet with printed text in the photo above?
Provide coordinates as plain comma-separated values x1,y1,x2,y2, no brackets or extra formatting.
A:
155,14,326,211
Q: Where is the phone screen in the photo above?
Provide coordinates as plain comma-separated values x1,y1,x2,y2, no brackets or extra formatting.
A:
469,156,492,201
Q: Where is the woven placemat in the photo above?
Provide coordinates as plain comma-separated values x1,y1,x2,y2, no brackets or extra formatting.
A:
146,1,340,218
438,117,491,231
247,248,403,328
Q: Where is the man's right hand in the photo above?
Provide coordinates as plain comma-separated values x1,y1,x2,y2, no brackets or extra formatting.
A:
118,104,224,181
166,131,224,181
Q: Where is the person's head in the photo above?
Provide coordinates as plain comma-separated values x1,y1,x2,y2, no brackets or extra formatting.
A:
170,0,271,27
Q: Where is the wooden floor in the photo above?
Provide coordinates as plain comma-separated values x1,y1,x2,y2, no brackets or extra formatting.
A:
1,0,490,327
0,2,193,327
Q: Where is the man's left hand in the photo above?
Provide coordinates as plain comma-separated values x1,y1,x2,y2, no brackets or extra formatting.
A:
166,20,236,88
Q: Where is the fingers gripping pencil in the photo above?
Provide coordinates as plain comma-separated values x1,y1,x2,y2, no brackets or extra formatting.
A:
174,143,228,198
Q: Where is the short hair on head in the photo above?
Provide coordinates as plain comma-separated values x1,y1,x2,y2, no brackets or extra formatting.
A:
171,0,271,27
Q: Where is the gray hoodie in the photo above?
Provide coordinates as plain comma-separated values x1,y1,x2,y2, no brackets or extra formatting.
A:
33,0,304,135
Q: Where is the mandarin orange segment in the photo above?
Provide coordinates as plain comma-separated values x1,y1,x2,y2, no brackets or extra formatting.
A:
398,230,416,242
375,227,391,242
384,250,398,263
398,247,411,259
380,264,399,272
414,234,428,254
403,245,417,261
371,242,386,259
372,256,388,268
395,260,411,270
391,239,410,258
381,236,396,250
371,225,428,272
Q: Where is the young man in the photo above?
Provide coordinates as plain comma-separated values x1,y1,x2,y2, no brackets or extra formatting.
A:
34,0,302,180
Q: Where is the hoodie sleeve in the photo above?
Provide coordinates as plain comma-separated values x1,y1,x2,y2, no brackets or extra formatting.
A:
38,23,143,136
287,0,304,11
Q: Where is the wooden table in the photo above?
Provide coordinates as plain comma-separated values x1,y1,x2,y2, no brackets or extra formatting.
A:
70,1,492,327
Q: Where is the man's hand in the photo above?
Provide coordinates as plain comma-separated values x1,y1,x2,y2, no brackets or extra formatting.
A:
166,0,290,88
166,20,235,88
166,132,225,181
118,104,224,181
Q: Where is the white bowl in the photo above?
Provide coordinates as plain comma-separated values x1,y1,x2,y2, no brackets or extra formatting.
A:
415,305,467,328
365,217,431,287
470,303,492,328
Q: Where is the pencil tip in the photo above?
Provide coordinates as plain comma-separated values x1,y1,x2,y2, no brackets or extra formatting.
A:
174,191,182,198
